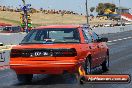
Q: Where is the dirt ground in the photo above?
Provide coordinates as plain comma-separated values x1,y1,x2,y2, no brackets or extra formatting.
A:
0,11,116,27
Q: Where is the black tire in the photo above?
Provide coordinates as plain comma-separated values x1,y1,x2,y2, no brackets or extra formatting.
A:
84,57,92,75
102,55,109,72
79,76,87,84
74,73,86,85
17,74,33,83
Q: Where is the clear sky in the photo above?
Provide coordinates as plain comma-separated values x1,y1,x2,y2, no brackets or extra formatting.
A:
0,0,132,14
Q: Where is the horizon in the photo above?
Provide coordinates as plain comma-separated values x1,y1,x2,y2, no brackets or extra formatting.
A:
0,0,132,15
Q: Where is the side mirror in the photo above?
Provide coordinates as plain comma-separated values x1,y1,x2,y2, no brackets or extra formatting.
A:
97,37,108,42
101,38,108,42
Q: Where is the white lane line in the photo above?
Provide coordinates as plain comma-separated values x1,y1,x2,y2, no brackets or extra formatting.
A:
108,41,112,43
123,38,127,40
108,36,132,43
113,40,117,42
118,39,122,41
127,37,132,39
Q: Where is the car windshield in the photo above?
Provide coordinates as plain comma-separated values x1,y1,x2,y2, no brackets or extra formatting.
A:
21,28,80,44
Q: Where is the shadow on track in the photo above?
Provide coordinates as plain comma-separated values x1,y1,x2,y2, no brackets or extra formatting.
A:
14,67,107,86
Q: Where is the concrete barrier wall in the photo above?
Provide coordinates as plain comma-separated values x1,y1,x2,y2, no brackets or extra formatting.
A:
93,25,132,35
0,33,26,45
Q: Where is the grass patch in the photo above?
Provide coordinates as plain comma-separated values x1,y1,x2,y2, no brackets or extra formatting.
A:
32,23,42,27
0,17,42,27
0,11,116,27
0,18,20,25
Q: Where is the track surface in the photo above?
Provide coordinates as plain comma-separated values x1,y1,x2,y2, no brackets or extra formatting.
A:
0,30,132,88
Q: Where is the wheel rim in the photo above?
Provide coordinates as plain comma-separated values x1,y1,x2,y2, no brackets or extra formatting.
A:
87,62,90,73
106,55,109,68
85,58,91,74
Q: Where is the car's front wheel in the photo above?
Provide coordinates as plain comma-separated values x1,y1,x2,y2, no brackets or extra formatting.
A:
17,74,33,83
102,55,109,72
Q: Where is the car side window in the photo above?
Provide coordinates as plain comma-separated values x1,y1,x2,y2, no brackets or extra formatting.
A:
82,29,92,43
92,32,99,42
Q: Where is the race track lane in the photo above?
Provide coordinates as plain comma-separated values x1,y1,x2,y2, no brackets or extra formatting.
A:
0,31,132,88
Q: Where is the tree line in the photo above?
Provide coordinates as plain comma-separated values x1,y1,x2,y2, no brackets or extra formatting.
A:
90,3,117,15
0,3,117,16
0,5,79,15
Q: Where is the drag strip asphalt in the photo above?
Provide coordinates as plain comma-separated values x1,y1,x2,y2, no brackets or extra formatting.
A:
0,30,132,88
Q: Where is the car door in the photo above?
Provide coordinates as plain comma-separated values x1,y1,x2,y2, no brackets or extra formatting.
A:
91,31,104,65
82,29,97,68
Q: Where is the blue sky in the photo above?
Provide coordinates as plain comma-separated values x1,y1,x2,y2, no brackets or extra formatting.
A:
0,0,132,14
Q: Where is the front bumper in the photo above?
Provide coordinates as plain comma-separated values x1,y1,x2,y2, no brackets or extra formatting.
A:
10,60,81,74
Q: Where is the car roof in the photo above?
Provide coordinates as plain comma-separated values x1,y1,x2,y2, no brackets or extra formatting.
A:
34,24,89,30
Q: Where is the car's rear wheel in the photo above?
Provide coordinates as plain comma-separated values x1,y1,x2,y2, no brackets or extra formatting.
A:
84,57,92,75
76,57,92,84
17,74,33,83
75,73,86,85
102,55,109,72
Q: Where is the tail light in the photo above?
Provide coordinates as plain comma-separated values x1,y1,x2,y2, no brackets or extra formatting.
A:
10,48,77,58
10,49,22,58
53,48,77,57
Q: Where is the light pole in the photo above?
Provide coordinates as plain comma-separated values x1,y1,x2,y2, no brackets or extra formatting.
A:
119,0,122,25
21,0,31,33
21,0,29,33
85,0,89,25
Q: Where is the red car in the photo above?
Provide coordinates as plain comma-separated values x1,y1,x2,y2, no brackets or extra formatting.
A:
10,25,109,83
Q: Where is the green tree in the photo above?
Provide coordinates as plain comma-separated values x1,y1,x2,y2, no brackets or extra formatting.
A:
104,3,116,12
96,3,105,15
90,7,95,13
96,3,116,15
